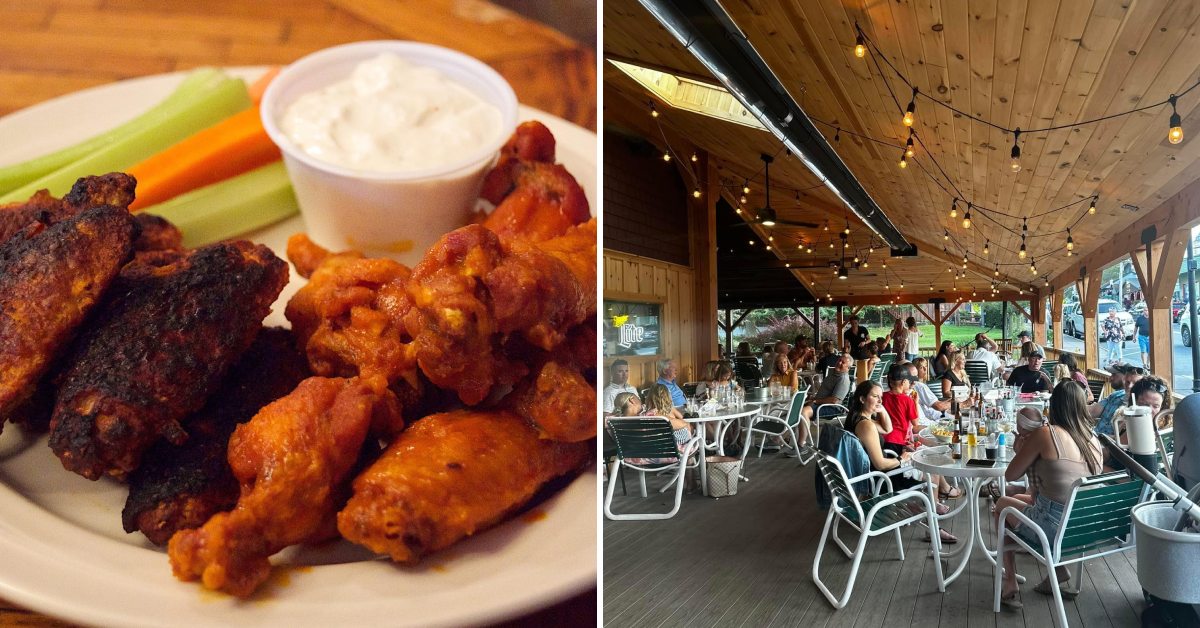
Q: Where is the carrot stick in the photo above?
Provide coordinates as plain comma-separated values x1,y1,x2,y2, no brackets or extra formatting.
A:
248,66,280,105
126,106,281,210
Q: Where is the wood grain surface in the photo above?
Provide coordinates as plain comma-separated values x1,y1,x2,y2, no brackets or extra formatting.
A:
0,1,595,626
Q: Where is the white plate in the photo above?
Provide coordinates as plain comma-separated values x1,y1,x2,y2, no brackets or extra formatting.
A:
0,68,596,628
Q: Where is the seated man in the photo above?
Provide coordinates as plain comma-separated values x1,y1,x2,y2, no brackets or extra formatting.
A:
912,358,952,421
1088,364,1143,437
967,333,1003,378
1006,346,1052,393
602,358,637,415
655,358,687,409
802,353,853,422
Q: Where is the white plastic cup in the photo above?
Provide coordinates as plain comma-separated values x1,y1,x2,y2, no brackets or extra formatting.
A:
260,40,518,265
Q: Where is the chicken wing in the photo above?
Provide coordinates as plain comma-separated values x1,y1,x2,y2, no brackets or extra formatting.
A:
48,240,287,479
402,219,595,404
168,376,400,597
337,409,589,563
0,205,136,431
479,120,556,205
0,173,136,245
123,327,310,545
284,234,416,385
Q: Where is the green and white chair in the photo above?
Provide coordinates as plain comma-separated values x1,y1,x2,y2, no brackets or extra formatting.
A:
603,417,702,521
812,452,944,608
992,472,1144,627
743,388,811,462
1158,426,1175,479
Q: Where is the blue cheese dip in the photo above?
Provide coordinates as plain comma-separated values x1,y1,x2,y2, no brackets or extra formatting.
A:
280,53,504,173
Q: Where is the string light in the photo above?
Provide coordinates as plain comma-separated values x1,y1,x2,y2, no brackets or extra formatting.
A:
1089,197,1097,215
1030,262,1038,275
692,188,701,198
902,87,916,127
650,102,658,118
844,222,851,235
690,153,698,162
1169,95,1184,144
743,180,751,194
662,152,671,162
950,199,958,219
962,204,972,229
983,240,990,256
1019,241,1027,259
905,131,915,158
740,195,747,204
1010,129,1022,173
899,150,908,169
1066,229,1075,251
854,33,866,59
943,230,950,241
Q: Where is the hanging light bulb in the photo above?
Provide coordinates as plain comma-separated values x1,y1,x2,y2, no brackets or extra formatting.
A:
854,33,866,58
649,102,659,118
830,241,835,248
740,195,747,204
853,255,860,263
905,132,915,158
962,204,972,229
807,246,813,254
824,223,829,231
844,222,851,235
1030,262,1038,275
983,240,990,256
902,87,917,127
1010,128,1022,173
1169,95,1184,144
994,266,1000,277
692,188,701,198
943,230,950,241
735,207,742,214
1019,240,1027,259
743,180,750,194
1089,197,1097,215
899,150,908,169
1066,229,1075,251
690,153,698,162
882,261,888,269
900,282,905,288
950,199,958,219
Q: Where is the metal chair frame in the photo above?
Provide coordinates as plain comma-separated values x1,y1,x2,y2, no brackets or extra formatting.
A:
604,417,702,521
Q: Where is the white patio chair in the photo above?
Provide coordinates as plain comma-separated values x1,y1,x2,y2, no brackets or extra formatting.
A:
812,451,944,608
993,472,1144,627
743,388,811,462
603,417,701,521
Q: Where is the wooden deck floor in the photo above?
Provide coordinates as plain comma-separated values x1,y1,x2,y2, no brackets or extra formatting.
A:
603,454,1146,627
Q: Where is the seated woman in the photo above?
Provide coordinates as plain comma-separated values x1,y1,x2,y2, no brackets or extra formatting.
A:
844,380,957,540
735,341,754,359
933,340,955,377
1130,375,1172,427
612,391,642,417
642,383,693,451
771,340,795,388
1059,353,1093,403
994,381,1103,607
790,336,816,372
695,362,741,398
940,352,970,400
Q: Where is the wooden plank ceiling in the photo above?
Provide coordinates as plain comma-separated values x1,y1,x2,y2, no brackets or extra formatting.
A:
603,0,1200,304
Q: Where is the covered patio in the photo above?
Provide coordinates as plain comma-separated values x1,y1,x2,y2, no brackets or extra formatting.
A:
602,0,1200,626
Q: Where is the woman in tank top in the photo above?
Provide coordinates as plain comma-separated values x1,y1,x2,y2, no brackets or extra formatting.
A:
993,380,1102,607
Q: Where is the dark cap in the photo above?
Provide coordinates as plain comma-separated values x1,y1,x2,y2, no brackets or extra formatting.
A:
1017,330,1031,339
1028,346,1044,358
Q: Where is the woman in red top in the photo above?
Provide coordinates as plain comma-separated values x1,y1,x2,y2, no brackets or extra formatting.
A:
881,363,963,500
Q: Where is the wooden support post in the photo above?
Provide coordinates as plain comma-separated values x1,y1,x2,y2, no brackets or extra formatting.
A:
1078,270,1103,371
1132,227,1190,376
691,153,719,363
934,304,943,348
836,306,845,350
1031,293,1047,348
1051,289,1064,350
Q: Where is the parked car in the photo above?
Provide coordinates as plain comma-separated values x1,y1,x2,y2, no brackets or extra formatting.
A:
1182,304,1194,347
1173,299,1187,322
1063,299,1134,339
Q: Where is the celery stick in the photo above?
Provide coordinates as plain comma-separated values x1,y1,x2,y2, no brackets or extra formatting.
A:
142,161,298,248
0,68,227,196
0,72,251,204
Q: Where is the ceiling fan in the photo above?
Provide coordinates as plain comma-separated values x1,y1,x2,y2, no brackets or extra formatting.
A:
733,153,820,229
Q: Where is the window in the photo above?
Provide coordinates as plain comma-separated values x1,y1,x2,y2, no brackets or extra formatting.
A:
603,301,661,357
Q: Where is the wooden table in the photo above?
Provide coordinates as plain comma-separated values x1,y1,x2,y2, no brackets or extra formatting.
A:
0,1,594,626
